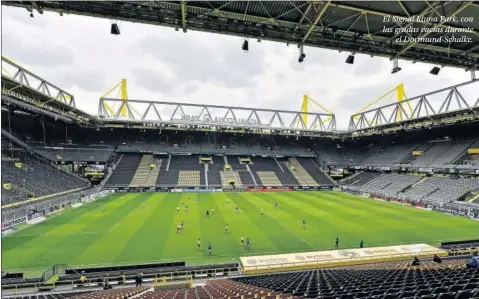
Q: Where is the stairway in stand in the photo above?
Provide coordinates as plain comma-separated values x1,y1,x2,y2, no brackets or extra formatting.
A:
284,161,307,186
129,154,153,187
288,158,319,187
146,159,161,186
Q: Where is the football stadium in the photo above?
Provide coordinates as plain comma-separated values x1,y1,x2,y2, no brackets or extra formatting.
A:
1,1,479,299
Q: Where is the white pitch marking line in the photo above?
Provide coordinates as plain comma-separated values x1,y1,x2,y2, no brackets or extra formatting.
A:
109,201,150,232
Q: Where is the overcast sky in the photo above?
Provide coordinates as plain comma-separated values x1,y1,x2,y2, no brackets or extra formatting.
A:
2,6,477,129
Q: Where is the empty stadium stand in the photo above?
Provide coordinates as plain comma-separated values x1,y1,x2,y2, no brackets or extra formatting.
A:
233,257,478,299
341,172,382,187
35,147,114,163
155,155,206,188
207,156,225,187
248,157,298,187
399,177,479,202
130,155,155,187
288,158,319,187
104,154,142,187
6,257,476,299
360,143,418,166
358,174,422,196
296,158,335,186
1,150,89,205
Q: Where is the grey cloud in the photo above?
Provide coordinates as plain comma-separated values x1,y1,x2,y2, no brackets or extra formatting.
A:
353,56,386,76
133,68,175,95
55,70,108,93
289,47,344,71
138,34,265,89
3,6,49,29
2,33,74,67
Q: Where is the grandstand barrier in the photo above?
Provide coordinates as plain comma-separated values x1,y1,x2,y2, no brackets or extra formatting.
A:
1,187,88,209
2,196,79,233
3,205,65,234
2,263,239,291
107,186,334,193
247,187,293,192
1,217,27,232
80,190,113,202
240,244,448,275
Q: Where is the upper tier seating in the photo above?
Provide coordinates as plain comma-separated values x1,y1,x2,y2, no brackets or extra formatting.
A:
35,147,114,163
341,172,382,187
410,142,453,167
360,143,418,166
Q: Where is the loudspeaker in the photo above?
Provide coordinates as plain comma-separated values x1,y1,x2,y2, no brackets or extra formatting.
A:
111,23,120,35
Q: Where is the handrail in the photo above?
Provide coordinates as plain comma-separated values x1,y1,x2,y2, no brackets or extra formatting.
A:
1,265,238,290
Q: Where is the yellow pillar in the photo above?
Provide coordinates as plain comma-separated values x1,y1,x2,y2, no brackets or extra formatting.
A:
120,79,128,117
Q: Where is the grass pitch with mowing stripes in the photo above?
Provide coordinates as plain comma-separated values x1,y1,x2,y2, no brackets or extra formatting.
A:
2,191,479,276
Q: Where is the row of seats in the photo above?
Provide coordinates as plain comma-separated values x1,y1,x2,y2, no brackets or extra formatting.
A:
399,177,479,202
341,172,382,187
35,147,114,163
105,155,330,188
233,257,478,299
104,154,142,186
11,258,475,299
1,150,89,205
342,172,479,202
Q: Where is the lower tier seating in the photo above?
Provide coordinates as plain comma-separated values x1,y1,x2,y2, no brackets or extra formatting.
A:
1,150,89,205
234,257,478,299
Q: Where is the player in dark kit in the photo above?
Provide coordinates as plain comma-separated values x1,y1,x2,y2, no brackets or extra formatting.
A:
335,236,339,249
205,210,209,218
302,219,307,229
197,238,201,250
245,238,251,250
208,242,212,255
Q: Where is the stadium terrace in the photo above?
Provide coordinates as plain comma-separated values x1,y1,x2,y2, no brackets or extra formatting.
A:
2,2,479,299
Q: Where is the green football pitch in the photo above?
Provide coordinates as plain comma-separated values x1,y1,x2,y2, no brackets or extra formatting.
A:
3,191,479,276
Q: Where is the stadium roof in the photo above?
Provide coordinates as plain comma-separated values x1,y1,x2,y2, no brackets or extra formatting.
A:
3,1,479,70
